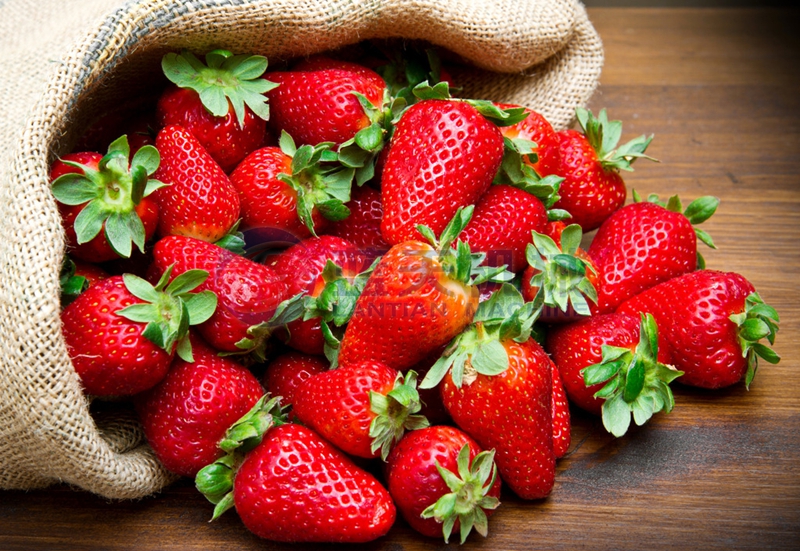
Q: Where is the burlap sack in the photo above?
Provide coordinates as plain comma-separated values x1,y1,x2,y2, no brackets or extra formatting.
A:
0,0,603,499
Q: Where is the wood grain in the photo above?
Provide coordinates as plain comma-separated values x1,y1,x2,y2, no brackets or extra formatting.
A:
2,7,799,551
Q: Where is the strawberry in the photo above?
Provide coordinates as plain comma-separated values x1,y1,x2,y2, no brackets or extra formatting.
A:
152,124,241,242
617,270,780,389
158,50,277,172
151,235,294,358
379,98,506,244
338,207,505,371
196,398,396,543
136,334,264,477
550,357,571,458
540,108,656,231
385,425,501,543
50,136,162,262
521,223,600,322
421,284,555,499
495,103,561,176
458,184,549,273
262,351,328,408
229,131,356,238
327,185,390,255
267,235,370,356
293,361,428,459
265,61,386,147
546,312,682,436
61,269,217,396
588,193,719,314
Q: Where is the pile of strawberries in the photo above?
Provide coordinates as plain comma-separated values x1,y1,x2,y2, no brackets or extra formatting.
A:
52,45,781,544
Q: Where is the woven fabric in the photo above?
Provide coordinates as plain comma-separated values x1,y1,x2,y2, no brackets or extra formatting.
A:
0,0,603,499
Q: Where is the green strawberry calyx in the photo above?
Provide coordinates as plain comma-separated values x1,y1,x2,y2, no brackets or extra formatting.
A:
374,43,454,106
576,107,658,171
416,206,514,289
299,258,379,367
115,265,218,362
632,190,719,268
226,292,307,363
276,130,355,235
162,49,277,127
494,136,568,218
582,313,683,437
50,135,167,258
411,81,529,127
525,224,598,317
420,443,500,544
419,284,538,390
195,395,288,521
729,292,781,389
59,257,88,306
369,370,430,461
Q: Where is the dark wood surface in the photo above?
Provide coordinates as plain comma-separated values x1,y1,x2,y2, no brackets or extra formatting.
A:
2,7,799,551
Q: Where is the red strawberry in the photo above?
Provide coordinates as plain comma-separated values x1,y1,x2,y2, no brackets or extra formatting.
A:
338,208,499,371
229,133,356,238
293,361,428,459
292,55,388,89
521,223,601,322
385,425,501,543
158,50,276,172
262,352,328,407
152,124,241,242
496,103,561,176
196,400,396,543
327,185,390,254
540,108,656,231
550,357,571,458
71,259,110,287
151,235,292,357
268,235,370,356
61,269,217,396
459,184,548,272
380,99,505,244
50,136,161,262
136,335,264,477
588,193,719,314
421,284,555,499
546,312,681,436
617,270,780,389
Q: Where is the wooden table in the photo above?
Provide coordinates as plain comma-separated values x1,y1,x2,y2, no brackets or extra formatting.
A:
2,7,798,551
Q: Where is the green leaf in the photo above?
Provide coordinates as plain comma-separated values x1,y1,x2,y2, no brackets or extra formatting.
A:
694,227,717,249
354,122,384,152
115,303,159,324
104,212,134,258
72,200,108,244
623,357,646,402
470,340,508,376
683,196,719,225
184,291,218,325
176,335,194,362
583,359,625,386
50,173,98,205
602,394,632,437
165,269,209,296
199,85,229,118
316,199,351,222
131,145,160,175
123,273,161,303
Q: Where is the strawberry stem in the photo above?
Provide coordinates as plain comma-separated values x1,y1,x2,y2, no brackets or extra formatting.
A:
729,292,781,389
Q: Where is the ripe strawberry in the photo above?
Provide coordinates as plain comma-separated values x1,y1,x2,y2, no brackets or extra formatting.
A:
385,426,501,543
546,312,681,436
496,103,561,176
327,185,390,254
158,50,277,172
293,361,428,459
50,136,162,262
617,270,780,389
458,184,548,272
151,235,293,357
61,269,217,396
152,124,241,242
229,131,356,238
136,334,264,477
262,352,328,407
550,357,571,458
266,62,386,147
380,99,505,244
196,399,396,543
588,193,719,314
540,108,656,231
521,223,600,322
421,284,555,499
338,208,503,371
267,235,370,356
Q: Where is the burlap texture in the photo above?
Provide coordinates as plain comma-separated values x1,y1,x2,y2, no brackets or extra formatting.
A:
0,0,603,499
